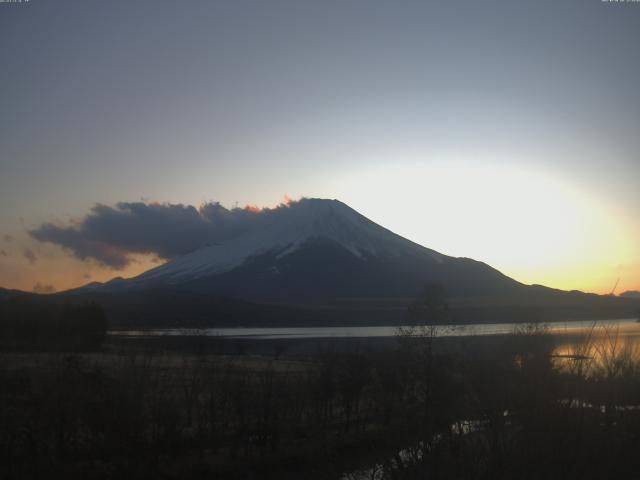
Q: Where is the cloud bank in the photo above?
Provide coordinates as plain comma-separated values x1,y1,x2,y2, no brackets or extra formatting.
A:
29,200,296,269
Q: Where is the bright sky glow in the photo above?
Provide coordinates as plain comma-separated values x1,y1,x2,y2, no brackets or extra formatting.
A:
331,163,640,294
0,0,638,295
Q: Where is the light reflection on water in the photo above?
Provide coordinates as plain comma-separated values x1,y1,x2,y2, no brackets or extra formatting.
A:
109,319,640,480
343,321,640,480
552,322,640,373
109,318,640,341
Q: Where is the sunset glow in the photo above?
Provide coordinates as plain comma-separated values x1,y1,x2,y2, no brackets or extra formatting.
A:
0,0,638,297
3,3,640,477
334,164,639,294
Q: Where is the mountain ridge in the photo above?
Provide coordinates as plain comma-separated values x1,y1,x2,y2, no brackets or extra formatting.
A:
133,198,446,284
81,198,523,302
11,198,636,327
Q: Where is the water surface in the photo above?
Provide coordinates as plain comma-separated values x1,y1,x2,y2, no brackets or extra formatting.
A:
109,318,640,340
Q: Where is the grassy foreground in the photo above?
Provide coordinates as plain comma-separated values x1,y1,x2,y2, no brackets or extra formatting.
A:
2,324,640,479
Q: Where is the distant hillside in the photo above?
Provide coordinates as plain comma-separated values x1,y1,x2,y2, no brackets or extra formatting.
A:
51,283,639,329
8,199,640,328
0,292,107,350
620,291,640,299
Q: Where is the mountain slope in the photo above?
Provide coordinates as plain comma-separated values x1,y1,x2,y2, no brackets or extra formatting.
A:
135,198,444,283
54,198,640,326
106,198,523,303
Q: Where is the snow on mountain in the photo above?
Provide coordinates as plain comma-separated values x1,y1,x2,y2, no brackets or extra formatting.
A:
60,199,640,323
135,198,444,284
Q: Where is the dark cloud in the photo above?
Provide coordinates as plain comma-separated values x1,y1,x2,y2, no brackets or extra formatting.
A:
3,234,12,243
23,248,37,265
32,282,56,294
0,249,7,257
29,200,296,269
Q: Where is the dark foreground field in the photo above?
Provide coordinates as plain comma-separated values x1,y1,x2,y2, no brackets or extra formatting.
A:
2,325,640,480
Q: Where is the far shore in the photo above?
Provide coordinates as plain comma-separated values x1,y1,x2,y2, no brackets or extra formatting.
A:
105,318,640,357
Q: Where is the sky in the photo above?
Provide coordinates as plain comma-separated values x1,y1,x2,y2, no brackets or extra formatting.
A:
0,0,639,295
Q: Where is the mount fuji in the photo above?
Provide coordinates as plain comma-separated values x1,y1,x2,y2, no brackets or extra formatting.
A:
64,198,637,326
90,198,521,302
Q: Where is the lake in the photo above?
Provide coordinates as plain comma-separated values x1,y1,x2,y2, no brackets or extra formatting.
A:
109,318,640,340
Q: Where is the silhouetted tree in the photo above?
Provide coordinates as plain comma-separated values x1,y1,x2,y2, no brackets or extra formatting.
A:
407,283,449,326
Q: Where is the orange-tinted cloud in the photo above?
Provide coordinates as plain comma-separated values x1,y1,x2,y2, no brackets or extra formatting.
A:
244,204,262,213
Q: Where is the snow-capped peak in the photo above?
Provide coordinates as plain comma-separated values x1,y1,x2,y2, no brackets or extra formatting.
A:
135,198,442,284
